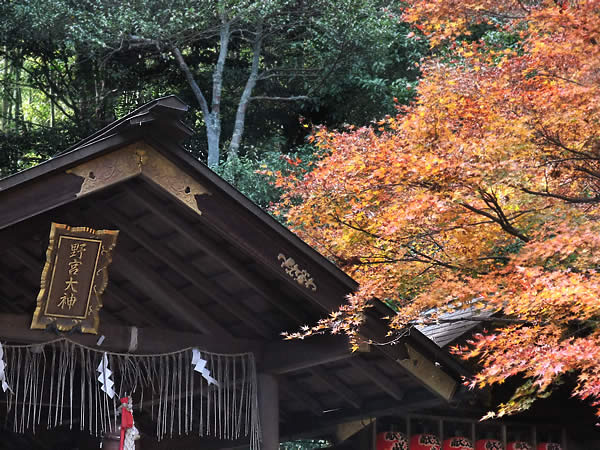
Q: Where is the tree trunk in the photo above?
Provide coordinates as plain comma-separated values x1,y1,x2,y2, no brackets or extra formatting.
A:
172,16,230,169
206,17,230,168
50,81,55,128
206,113,221,168
5,60,14,130
14,56,23,132
172,17,231,169
228,21,263,158
1,53,8,131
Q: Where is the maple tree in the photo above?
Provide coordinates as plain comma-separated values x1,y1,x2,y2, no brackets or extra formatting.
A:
275,0,600,417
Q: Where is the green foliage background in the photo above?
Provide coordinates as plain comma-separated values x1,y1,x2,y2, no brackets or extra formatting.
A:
0,0,427,207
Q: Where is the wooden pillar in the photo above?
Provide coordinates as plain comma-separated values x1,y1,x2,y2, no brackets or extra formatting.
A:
561,427,568,450
258,373,279,450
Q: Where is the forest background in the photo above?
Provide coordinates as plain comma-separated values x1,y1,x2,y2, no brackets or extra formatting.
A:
0,0,425,209
3,0,600,420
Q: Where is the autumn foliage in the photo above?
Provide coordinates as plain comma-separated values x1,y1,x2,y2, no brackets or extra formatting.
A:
276,0,600,416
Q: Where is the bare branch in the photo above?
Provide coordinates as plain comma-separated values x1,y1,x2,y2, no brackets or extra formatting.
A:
171,46,210,118
229,19,264,157
521,187,600,204
250,95,312,102
460,195,530,243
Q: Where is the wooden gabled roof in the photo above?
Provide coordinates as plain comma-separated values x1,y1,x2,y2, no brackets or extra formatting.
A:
0,96,467,443
418,308,496,348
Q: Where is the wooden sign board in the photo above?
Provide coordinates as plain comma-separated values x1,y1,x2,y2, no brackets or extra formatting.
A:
31,223,119,334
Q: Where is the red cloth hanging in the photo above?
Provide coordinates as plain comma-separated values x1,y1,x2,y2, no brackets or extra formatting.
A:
376,432,408,450
537,444,561,450
475,439,504,450
442,437,473,450
410,433,441,450
119,397,134,450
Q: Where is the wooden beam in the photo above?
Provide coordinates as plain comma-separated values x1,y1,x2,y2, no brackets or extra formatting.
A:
280,391,444,440
261,334,357,375
0,132,141,232
335,418,375,443
99,204,272,338
348,358,405,401
126,185,311,325
397,344,458,401
0,172,84,231
172,166,358,311
149,134,358,288
139,382,210,410
310,366,362,409
0,313,257,354
0,213,52,253
0,259,37,296
358,311,464,401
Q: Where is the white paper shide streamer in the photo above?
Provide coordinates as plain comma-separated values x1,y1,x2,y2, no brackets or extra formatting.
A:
0,343,11,393
0,339,260,450
192,348,218,386
97,353,115,398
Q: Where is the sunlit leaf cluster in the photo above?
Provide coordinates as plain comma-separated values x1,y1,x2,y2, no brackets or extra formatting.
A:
278,0,600,417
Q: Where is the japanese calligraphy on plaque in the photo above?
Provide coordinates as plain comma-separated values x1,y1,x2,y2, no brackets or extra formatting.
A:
31,223,119,334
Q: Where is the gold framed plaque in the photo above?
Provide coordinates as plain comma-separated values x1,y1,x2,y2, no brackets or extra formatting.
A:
31,223,119,334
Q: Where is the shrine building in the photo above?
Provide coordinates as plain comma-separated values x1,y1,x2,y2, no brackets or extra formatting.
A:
0,96,598,450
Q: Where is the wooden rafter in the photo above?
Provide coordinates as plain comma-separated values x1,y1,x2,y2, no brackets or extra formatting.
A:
0,313,258,354
111,248,232,338
126,184,312,324
6,244,149,326
279,378,324,417
0,266,32,313
66,193,235,338
309,366,362,409
2,247,125,323
98,203,273,338
348,358,405,401
261,334,356,375
104,280,165,328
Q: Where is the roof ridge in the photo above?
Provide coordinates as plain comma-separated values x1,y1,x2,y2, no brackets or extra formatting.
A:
55,95,188,156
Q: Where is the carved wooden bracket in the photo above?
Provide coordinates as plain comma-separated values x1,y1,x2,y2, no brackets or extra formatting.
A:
278,253,317,291
67,142,209,215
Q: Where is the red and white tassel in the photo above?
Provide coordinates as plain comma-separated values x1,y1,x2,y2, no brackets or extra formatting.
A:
119,397,139,450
